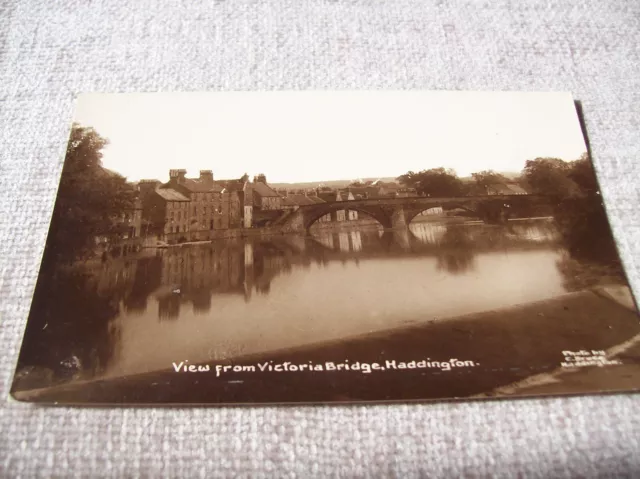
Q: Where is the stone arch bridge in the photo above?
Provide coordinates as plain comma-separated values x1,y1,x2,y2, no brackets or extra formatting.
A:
274,195,545,233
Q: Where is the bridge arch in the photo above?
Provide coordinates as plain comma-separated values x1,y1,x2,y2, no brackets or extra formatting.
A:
404,202,480,225
303,203,393,231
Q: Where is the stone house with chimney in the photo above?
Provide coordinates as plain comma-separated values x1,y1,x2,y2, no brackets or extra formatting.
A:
139,169,251,243
252,179,282,210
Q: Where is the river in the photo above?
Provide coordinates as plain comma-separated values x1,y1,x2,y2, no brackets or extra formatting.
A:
67,218,576,379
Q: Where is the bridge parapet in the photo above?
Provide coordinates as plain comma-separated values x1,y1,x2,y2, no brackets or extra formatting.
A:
275,195,547,232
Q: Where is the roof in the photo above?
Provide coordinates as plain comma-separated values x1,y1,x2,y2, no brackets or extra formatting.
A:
214,179,246,192
317,191,341,202
306,195,326,204
287,194,318,206
252,182,281,198
338,190,356,200
346,186,385,199
487,183,528,195
181,178,221,193
505,183,528,195
155,188,190,201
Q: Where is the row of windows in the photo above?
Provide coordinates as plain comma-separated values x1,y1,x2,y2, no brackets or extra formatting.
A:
192,192,222,201
169,206,225,220
167,199,241,213
168,201,188,210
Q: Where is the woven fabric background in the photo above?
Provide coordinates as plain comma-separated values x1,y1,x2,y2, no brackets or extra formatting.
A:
1,0,640,476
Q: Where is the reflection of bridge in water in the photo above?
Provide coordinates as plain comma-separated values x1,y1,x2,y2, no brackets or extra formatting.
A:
275,195,549,232
86,220,560,321
310,221,560,257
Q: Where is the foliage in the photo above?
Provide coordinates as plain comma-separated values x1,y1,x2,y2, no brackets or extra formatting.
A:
14,269,121,388
522,153,625,281
397,168,466,197
470,170,510,194
567,153,600,196
522,157,582,198
348,180,374,187
45,124,136,265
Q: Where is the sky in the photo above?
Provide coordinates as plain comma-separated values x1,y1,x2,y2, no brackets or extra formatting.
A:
72,90,588,184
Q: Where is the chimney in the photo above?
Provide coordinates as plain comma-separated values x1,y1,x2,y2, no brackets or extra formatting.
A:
138,179,161,198
169,169,187,184
199,170,213,184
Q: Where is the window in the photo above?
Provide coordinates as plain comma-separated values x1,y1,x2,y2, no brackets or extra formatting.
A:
210,219,214,230
203,207,207,215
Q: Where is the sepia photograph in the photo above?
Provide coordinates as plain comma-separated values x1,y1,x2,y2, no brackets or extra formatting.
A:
11,90,640,405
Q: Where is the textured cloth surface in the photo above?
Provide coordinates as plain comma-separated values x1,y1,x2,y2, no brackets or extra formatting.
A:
1,0,640,476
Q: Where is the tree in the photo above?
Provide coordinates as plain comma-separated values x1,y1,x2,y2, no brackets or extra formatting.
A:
568,153,599,196
45,124,135,265
397,168,466,197
521,158,580,197
470,170,509,194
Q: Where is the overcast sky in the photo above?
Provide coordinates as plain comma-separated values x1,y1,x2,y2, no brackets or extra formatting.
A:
72,91,587,184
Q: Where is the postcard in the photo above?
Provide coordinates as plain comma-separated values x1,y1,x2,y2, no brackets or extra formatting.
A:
10,90,640,405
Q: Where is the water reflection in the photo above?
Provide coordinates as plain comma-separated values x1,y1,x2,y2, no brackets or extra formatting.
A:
15,218,630,388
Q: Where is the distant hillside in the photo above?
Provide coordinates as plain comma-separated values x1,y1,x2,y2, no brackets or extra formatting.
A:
270,177,397,190
460,171,521,183
270,172,521,189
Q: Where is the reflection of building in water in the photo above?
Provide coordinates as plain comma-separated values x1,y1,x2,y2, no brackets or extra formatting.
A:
410,223,447,245
152,240,299,318
158,293,181,320
315,233,335,249
338,232,350,252
350,231,363,252
313,231,367,253
123,255,163,314
515,224,560,242
94,259,137,297
158,244,245,319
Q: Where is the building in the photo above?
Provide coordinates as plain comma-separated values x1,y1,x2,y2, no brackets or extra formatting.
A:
252,180,282,210
486,183,528,196
213,178,253,229
139,170,250,243
280,191,325,211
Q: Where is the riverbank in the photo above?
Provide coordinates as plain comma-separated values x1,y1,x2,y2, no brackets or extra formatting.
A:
13,285,640,404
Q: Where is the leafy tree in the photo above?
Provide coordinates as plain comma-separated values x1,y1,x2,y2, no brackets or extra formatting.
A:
470,170,509,194
348,180,374,187
522,158,580,198
45,124,135,265
397,168,466,197
568,153,599,196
